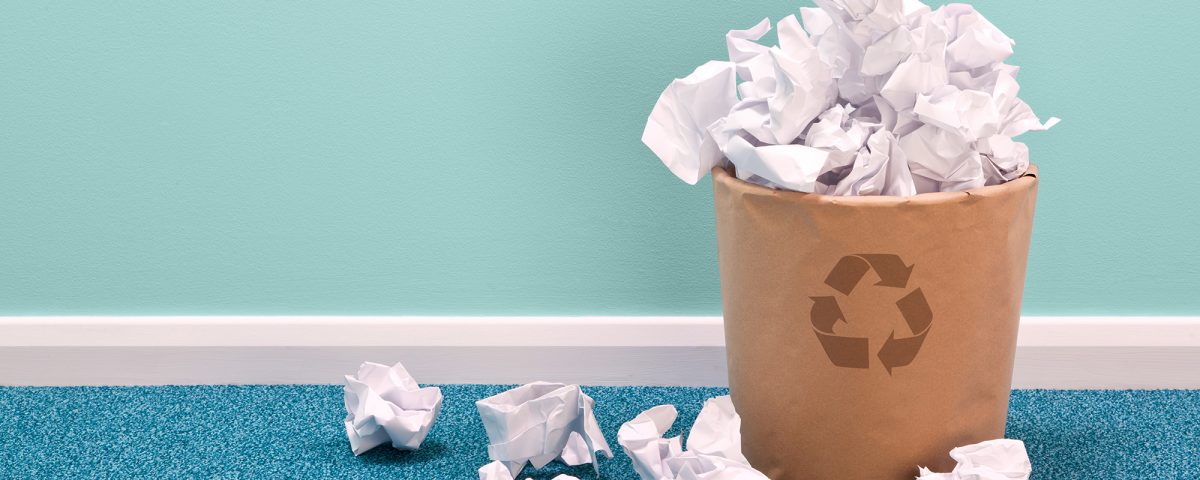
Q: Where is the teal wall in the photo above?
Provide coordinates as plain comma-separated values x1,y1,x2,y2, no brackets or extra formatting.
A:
1,1,1197,315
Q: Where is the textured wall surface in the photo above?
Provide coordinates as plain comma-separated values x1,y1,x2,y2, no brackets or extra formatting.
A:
1,1,1197,315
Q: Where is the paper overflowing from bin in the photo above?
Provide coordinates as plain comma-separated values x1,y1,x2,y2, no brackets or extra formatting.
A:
643,61,739,185
643,0,1057,195
342,361,443,456
916,439,1032,480
476,382,612,477
618,396,769,480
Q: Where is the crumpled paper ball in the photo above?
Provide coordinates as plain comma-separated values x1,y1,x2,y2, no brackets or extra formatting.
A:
620,397,1031,480
618,396,769,480
917,439,1032,480
342,361,443,455
476,382,613,477
643,0,1057,196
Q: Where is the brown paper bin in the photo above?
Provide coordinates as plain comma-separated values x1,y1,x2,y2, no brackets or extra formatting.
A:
712,165,1039,480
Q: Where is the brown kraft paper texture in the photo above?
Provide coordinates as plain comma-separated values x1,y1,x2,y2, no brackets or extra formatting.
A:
711,165,1039,480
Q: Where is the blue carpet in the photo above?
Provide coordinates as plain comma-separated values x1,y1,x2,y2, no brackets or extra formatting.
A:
0,386,1196,479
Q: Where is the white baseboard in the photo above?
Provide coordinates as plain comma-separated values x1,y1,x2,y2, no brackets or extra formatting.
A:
1,316,1198,388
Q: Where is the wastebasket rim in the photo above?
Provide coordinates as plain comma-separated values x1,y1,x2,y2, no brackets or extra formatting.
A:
711,164,1038,206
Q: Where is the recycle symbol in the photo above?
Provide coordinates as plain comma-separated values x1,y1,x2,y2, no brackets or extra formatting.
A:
809,253,933,375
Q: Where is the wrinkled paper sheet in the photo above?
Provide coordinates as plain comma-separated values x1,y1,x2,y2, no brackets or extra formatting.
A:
478,460,579,480
917,439,1032,480
620,396,1031,479
643,0,1058,195
343,361,443,455
476,382,613,477
618,396,769,480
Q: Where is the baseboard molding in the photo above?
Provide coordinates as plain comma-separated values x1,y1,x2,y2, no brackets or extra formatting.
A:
1,316,1198,388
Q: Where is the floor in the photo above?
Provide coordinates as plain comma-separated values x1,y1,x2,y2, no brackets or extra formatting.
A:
0,386,1196,479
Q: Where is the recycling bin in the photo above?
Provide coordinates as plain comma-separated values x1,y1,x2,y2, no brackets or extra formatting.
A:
711,165,1039,479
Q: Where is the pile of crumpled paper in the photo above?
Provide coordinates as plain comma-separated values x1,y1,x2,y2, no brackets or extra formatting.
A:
342,361,1033,479
643,0,1057,195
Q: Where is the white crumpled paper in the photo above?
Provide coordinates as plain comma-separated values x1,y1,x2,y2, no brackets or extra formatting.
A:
916,439,1032,480
478,460,579,480
476,382,613,477
618,396,769,480
643,0,1057,196
342,361,443,456
622,397,1032,479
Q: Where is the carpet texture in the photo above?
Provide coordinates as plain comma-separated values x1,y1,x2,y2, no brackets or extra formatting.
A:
0,386,1196,479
